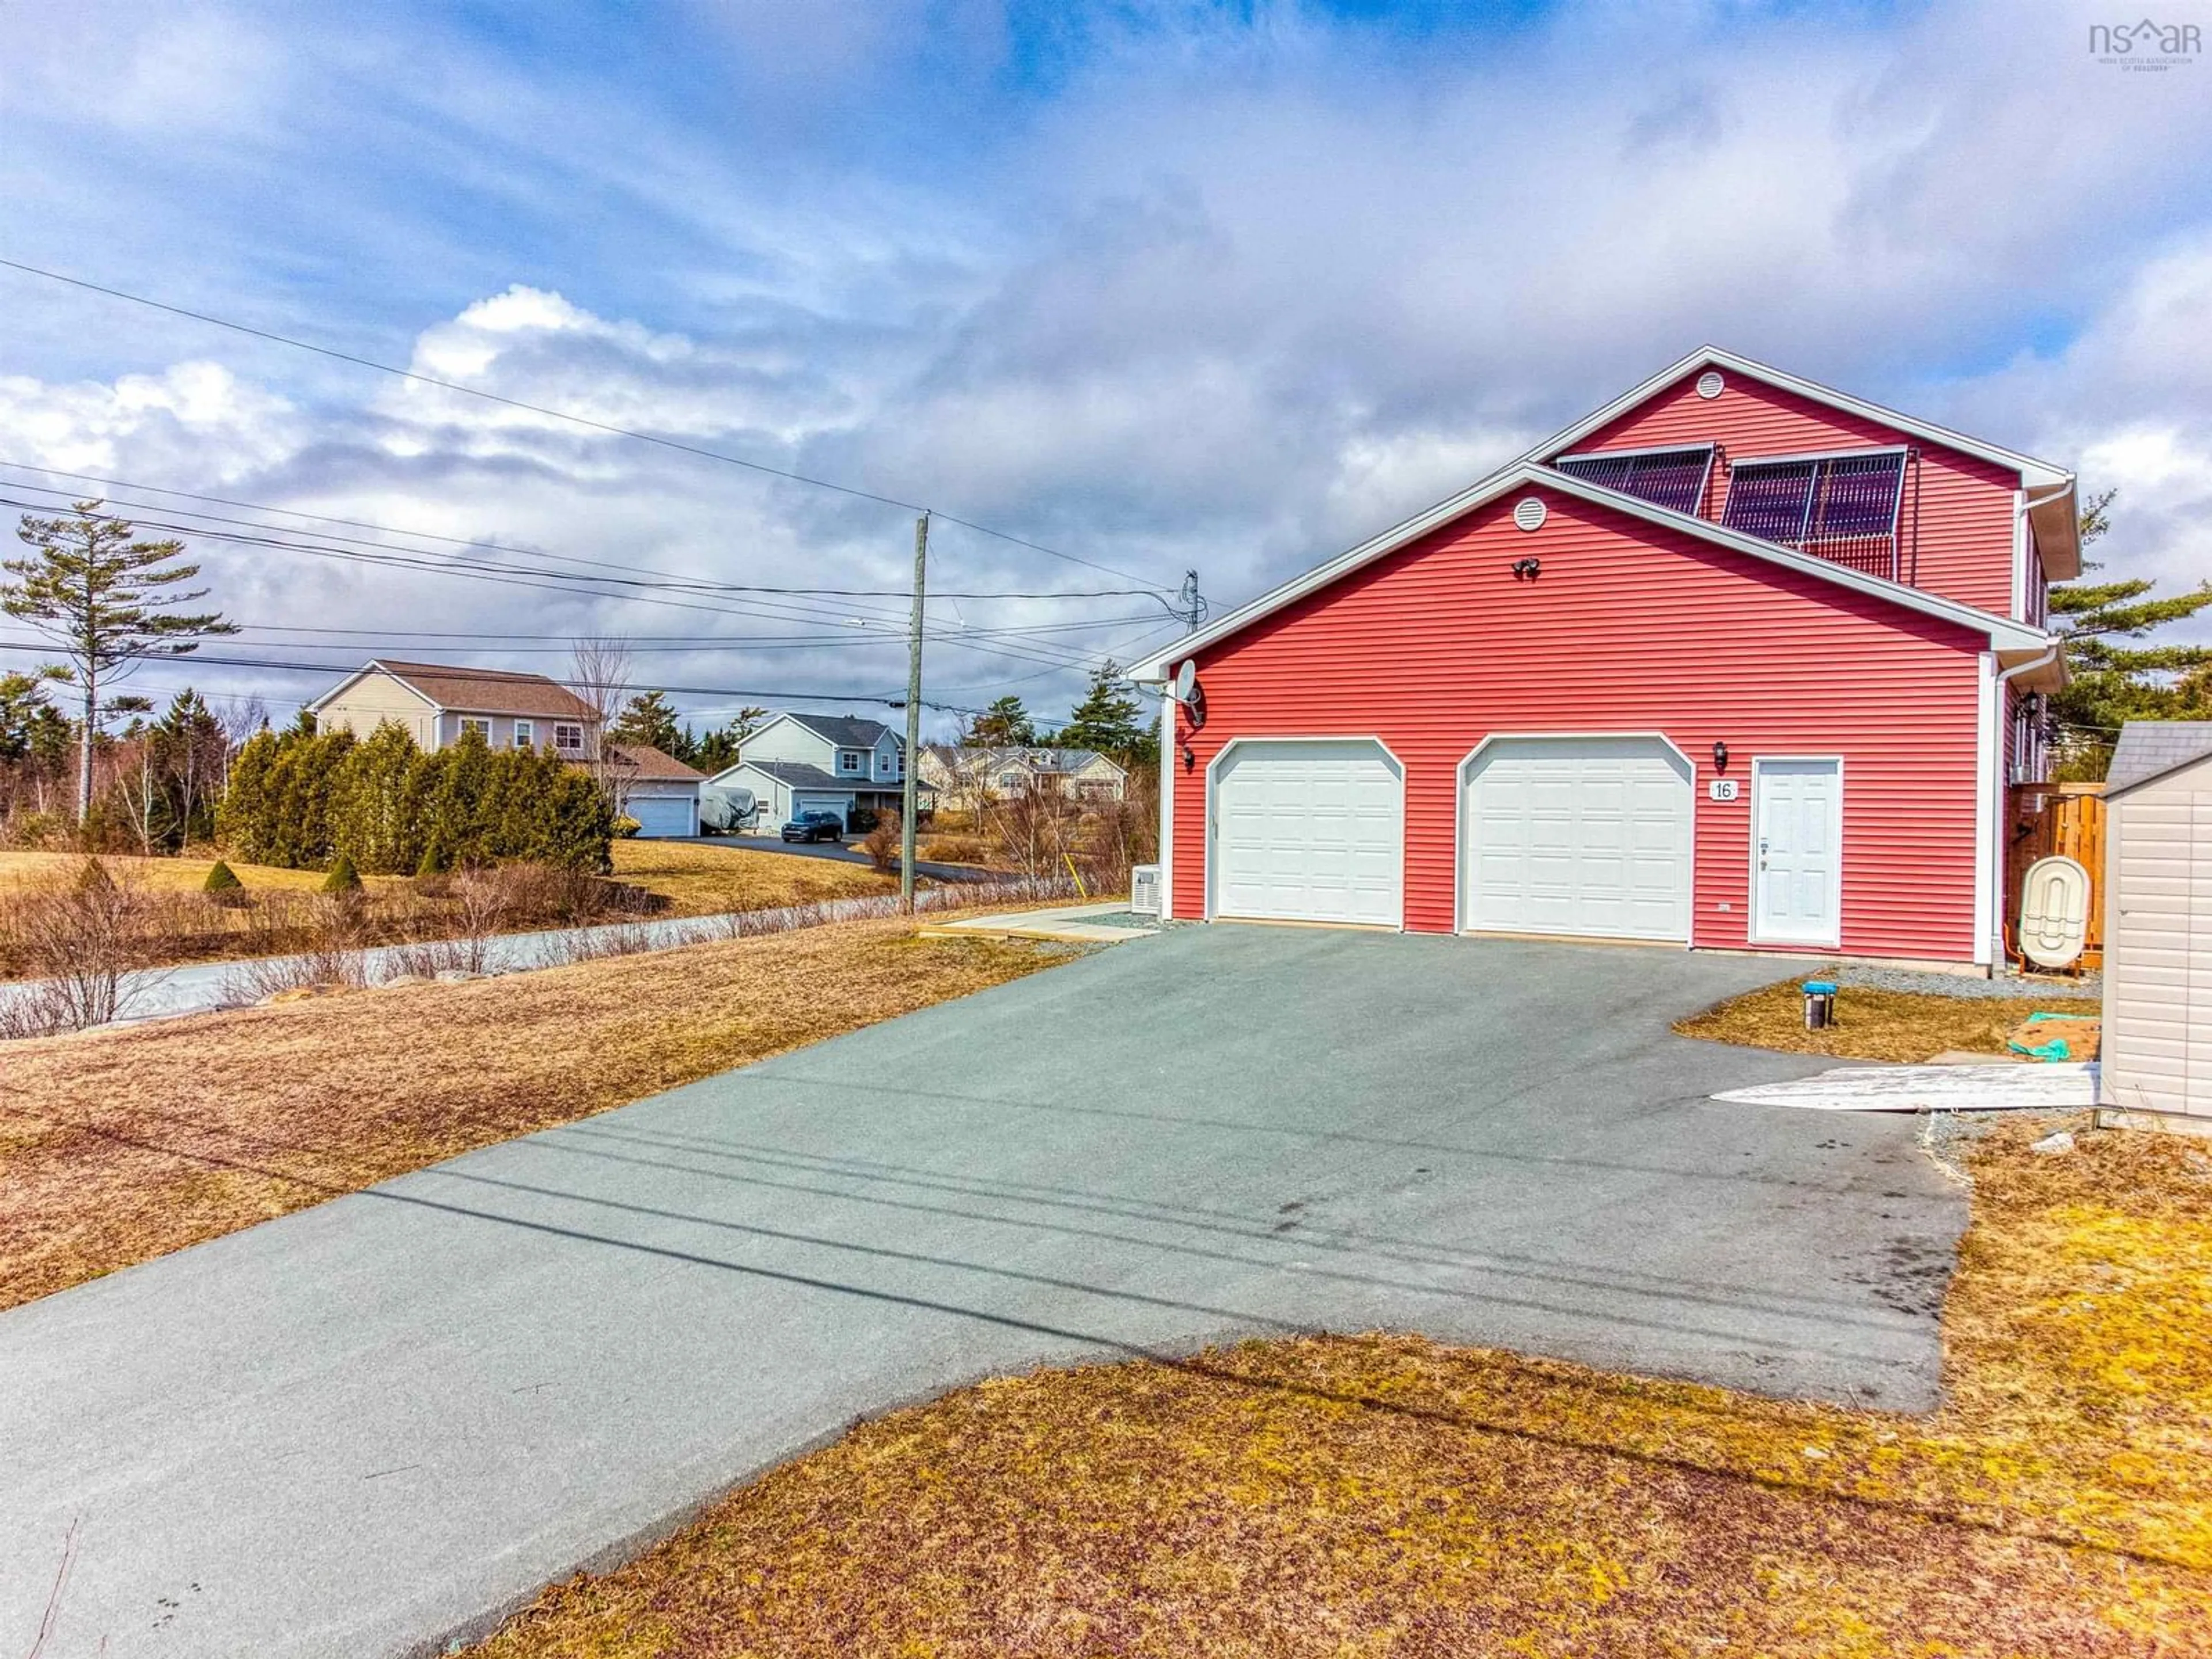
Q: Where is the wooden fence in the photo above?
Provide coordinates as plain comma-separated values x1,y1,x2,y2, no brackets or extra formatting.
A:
2004,782,2105,971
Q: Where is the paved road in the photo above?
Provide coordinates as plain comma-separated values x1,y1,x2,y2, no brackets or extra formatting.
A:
0,927,1961,1658
695,833,994,882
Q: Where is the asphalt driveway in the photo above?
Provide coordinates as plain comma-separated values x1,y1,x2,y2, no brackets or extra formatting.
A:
0,926,1963,1658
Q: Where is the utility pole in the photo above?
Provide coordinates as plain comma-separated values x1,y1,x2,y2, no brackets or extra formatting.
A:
900,512,929,914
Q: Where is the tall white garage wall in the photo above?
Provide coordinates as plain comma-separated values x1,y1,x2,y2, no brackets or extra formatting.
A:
2101,751,2212,1126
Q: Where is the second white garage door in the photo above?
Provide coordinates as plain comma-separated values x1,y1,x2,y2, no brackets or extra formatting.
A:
1462,736,1692,941
1213,739,1402,926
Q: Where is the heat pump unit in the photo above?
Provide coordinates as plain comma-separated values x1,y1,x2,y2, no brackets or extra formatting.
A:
1130,863,1162,917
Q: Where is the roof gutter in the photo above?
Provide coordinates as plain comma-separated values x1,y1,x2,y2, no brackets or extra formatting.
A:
1997,640,2066,695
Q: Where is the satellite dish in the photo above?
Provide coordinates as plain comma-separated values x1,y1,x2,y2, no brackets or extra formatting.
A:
2019,855,2090,970
1171,660,1196,703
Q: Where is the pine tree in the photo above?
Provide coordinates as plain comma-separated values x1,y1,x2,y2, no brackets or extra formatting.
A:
2047,488,2212,777
609,690,685,756
963,696,1035,747
1055,664,1154,764
321,852,362,893
3,502,238,819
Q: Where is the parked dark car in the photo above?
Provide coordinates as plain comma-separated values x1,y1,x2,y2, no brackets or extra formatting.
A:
781,809,845,843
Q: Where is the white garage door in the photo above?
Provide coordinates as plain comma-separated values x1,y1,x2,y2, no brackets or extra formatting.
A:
629,794,696,838
1213,740,1402,926
1463,736,1692,941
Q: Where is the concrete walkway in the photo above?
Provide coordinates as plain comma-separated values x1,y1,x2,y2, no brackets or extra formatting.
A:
0,927,1959,1658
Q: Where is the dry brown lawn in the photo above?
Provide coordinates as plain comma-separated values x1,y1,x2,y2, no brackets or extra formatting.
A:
607,840,895,914
0,849,400,897
0,920,1062,1312
470,1122,2212,1658
1676,978,2101,1063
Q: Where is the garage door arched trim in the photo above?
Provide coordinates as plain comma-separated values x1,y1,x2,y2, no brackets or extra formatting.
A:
1206,736,1406,930
1455,732,1696,942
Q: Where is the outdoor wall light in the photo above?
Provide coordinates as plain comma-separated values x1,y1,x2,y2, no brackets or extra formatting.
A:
1712,740,1729,773
1511,556,1542,581
1182,745,1197,774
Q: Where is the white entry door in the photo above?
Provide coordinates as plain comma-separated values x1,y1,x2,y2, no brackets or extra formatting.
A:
1212,740,1402,926
1461,736,1693,941
1753,759,1842,944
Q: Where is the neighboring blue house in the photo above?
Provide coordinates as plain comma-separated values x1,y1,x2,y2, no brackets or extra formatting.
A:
707,711,933,831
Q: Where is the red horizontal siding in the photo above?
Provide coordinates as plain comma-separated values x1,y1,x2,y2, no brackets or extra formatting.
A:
1567,371,2022,616
1169,485,1988,959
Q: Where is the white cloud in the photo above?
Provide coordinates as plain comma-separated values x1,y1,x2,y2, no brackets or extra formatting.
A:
6,0,2212,716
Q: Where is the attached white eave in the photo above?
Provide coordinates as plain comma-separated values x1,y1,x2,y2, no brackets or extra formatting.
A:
1997,644,2069,694
1131,461,2053,681
305,660,445,715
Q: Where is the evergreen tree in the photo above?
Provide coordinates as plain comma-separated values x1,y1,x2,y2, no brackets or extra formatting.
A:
0,668,65,763
1055,664,1154,764
963,695,1035,747
321,851,362,893
147,689,227,847
331,721,422,874
3,502,238,819
609,690,685,756
2046,488,2212,777
215,729,282,863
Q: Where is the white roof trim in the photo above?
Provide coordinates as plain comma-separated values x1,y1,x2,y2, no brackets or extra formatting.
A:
1523,345,2074,491
1129,461,2052,679
306,660,442,715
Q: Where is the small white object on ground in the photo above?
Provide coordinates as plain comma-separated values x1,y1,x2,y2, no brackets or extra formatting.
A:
2031,1129,2077,1156
1713,1063,2099,1113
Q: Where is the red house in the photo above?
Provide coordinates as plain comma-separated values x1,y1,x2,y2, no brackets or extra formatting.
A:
1131,347,2078,967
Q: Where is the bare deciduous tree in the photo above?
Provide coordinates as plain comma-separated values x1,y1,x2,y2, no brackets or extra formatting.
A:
569,634,634,812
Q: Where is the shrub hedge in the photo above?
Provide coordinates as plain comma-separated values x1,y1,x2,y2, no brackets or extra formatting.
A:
217,723,614,874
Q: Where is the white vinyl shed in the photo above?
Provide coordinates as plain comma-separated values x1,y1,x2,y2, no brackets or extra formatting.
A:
2099,721,2212,1131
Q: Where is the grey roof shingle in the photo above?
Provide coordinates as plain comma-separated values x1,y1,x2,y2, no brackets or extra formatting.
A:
783,712,896,749
2105,721,2212,796
738,760,849,790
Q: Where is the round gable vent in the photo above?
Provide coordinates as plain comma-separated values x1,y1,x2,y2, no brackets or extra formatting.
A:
1513,496,1547,532
1695,370,1725,399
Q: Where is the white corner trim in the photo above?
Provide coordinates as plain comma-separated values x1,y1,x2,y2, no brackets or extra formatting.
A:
1157,694,1175,919
1972,652,1999,967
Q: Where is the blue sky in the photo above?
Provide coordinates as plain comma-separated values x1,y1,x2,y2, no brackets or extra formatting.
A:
2,0,2208,730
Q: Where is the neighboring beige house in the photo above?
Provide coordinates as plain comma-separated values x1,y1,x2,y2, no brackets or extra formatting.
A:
918,745,1128,809
2099,721,2212,1130
308,660,601,757
306,660,704,838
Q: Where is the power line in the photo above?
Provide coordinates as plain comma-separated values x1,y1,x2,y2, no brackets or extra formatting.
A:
0,257,1173,588
0,456,1183,607
0,639,997,716
0,493,1137,679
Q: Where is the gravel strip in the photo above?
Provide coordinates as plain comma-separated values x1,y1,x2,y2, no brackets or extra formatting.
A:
1825,964,2100,1001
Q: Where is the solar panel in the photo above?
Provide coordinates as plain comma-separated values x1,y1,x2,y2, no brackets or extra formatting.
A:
1722,450,1907,578
1553,445,1713,515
